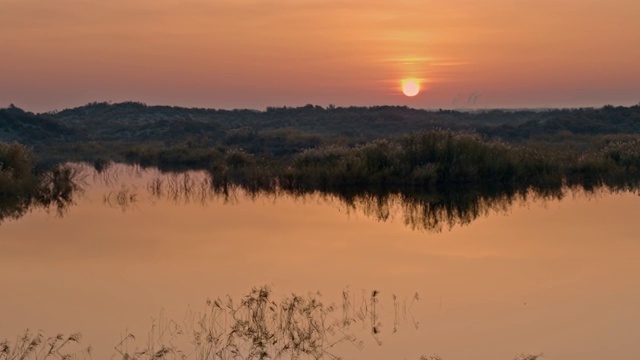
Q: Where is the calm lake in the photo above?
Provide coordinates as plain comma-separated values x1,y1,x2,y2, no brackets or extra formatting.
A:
1,164,639,360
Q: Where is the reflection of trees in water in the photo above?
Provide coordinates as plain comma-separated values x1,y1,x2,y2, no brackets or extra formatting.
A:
0,140,88,226
135,169,568,231
88,163,611,231
0,164,86,224
398,189,558,231
4,162,636,231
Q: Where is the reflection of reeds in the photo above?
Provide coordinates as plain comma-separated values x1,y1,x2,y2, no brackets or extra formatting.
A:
37,164,87,216
0,158,86,223
148,177,164,198
8,159,627,232
103,186,139,212
0,160,596,231
125,168,541,232
91,162,147,188
149,172,217,205
513,354,543,360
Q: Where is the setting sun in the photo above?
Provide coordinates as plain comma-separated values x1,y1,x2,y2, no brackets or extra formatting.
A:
402,80,420,97
3,1,640,360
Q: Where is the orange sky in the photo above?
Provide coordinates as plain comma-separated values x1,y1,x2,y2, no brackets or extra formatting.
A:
1,0,639,112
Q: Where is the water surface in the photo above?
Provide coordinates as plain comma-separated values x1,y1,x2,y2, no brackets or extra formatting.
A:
1,165,639,359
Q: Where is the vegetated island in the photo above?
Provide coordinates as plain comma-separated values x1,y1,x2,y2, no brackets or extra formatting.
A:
1,102,639,223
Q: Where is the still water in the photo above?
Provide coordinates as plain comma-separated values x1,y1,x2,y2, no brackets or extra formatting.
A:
1,164,639,359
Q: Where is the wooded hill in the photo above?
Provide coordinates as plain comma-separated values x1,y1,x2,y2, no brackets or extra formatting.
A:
2,102,640,164
2,102,639,222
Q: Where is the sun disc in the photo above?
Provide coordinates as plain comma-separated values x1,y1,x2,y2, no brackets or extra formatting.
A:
402,80,420,97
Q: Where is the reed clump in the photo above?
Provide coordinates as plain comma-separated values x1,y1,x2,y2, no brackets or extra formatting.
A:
0,141,84,223
0,330,89,360
1,287,542,359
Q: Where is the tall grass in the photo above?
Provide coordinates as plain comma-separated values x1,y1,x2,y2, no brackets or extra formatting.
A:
0,142,37,198
71,130,640,198
0,330,90,360
0,141,84,223
283,131,567,193
1,287,542,360
4,131,639,228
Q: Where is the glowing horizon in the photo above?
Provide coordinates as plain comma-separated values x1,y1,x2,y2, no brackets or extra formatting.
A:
1,0,639,112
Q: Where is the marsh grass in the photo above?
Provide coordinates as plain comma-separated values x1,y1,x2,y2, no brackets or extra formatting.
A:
108,287,539,360
0,330,90,360
0,142,85,223
20,157,633,232
1,287,541,360
4,128,640,227
112,286,406,360
138,167,563,232
87,159,626,232
512,354,543,360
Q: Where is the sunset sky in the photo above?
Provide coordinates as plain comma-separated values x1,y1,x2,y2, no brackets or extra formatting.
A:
2,0,639,112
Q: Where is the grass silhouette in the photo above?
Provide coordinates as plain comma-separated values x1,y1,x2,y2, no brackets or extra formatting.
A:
1,287,541,360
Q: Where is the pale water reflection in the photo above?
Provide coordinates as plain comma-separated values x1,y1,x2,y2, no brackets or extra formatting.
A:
1,164,639,359
91,164,568,233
